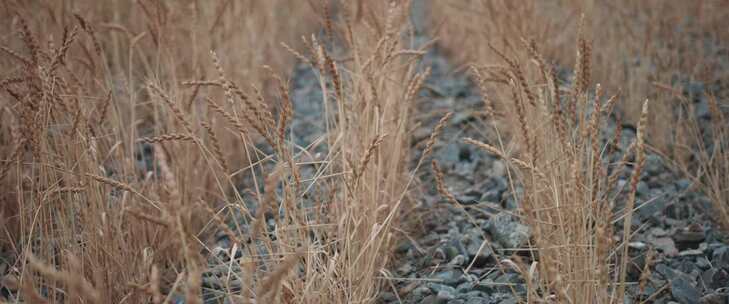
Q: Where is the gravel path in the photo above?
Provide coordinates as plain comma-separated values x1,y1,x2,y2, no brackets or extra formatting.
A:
198,1,729,303
378,1,729,304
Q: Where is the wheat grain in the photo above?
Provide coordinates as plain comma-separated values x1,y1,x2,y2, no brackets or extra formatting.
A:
617,100,649,301
148,83,194,134
200,119,229,173
138,133,196,143
432,160,458,205
422,112,452,159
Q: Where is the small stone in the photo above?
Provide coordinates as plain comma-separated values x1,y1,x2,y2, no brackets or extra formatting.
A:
474,279,496,294
433,270,463,286
655,263,675,278
679,249,704,256
413,285,432,298
444,243,464,260
395,240,413,254
481,189,502,203
673,230,706,245
421,295,446,304
711,246,729,269
485,214,530,249
496,273,523,293
466,239,493,267
202,277,223,289
700,292,728,304
449,254,467,266
452,112,473,125
696,257,711,269
645,154,664,175
504,197,519,210
463,290,489,299
617,179,627,189
500,298,518,304
437,289,455,300
675,230,706,250
702,268,729,290
465,296,491,304
379,292,397,302
637,181,650,196
651,227,669,237
429,283,456,295
437,143,461,165
675,179,691,191
629,242,648,250
670,275,700,304
491,160,506,177
650,237,678,257
170,294,186,304
695,98,711,118
398,262,414,274
456,281,474,292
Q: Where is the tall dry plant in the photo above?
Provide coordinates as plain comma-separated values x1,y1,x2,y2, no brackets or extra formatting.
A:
465,37,650,303
431,0,729,156
0,1,316,303
275,1,435,301
0,0,430,303
670,91,729,230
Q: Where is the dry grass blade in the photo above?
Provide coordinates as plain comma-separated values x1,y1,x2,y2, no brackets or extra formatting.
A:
422,112,453,159
200,119,229,173
148,83,194,134
86,173,158,207
255,251,302,302
353,134,386,185
432,159,458,205
149,265,163,304
463,137,543,178
637,247,655,300
0,2,322,303
27,254,101,304
124,206,169,227
617,100,649,301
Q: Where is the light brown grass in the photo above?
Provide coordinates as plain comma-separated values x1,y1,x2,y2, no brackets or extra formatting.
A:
465,37,650,303
0,1,432,303
431,0,729,155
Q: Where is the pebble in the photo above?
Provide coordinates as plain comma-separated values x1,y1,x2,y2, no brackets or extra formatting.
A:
379,292,397,302
711,246,729,269
679,249,704,256
650,237,679,257
700,292,729,304
429,283,456,295
651,227,669,237
437,289,455,300
421,295,445,304
670,275,700,304
433,270,464,286
413,285,432,298
491,160,506,177
449,254,467,266
484,214,530,249
467,240,493,266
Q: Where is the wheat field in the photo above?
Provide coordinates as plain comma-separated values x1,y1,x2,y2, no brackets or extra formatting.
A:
1,1,728,303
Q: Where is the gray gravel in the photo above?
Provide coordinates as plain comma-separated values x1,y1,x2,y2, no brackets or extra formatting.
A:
380,1,729,304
